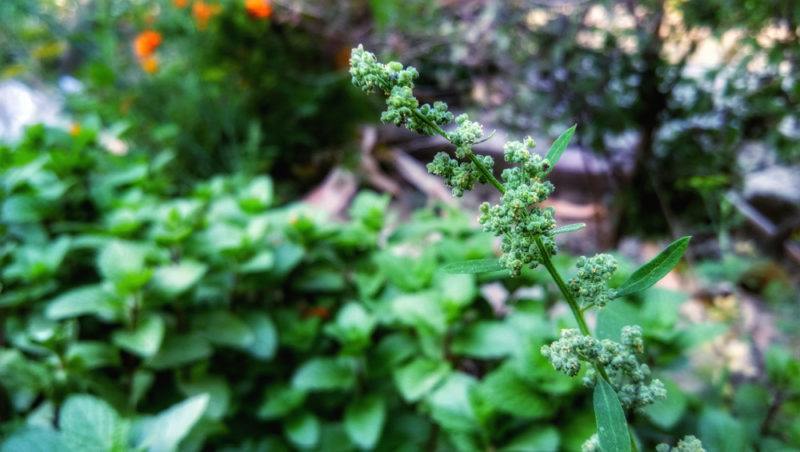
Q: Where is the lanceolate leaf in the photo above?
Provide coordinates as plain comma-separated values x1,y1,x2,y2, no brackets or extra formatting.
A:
441,258,503,274
613,236,691,298
544,124,577,174
593,379,631,452
552,223,586,235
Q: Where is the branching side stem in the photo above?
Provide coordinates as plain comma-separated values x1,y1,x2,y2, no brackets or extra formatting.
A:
412,103,610,382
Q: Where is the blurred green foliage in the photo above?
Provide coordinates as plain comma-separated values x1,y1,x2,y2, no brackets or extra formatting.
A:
2,0,370,187
1,125,799,450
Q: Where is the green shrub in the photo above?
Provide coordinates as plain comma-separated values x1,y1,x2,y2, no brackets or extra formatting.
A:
2,124,799,450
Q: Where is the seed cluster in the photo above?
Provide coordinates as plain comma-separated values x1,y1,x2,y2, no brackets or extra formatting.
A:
569,254,618,308
541,326,666,410
351,45,558,275
656,436,706,452
477,138,558,275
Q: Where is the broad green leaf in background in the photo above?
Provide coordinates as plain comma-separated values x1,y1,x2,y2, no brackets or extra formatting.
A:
2,195,47,223
150,261,207,298
258,385,307,420
642,378,688,430
147,334,212,370
131,370,154,409
426,373,479,433
112,315,165,358
394,358,450,402
285,412,320,450
65,341,120,370
595,301,640,342
136,394,209,452
544,124,577,174
242,312,278,360
178,376,230,421
60,394,127,452
613,237,691,298
441,258,503,274
390,292,446,335
98,240,151,290
733,384,770,442
479,364,552,419
699,408,746,452
293,267,346,293
45,285,118,321
437,273,477,313
0,427,65,452
593,379,631,452
239,251,275,273
501,426,559,452
292,357,357,392
192,311,254,349
325,303,375,351
239,176,273,212
344,395,386,450
451,321,519,359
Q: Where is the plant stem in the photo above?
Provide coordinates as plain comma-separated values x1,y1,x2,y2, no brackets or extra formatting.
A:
410,104,608,380
410,109,506,194
534,236,611,382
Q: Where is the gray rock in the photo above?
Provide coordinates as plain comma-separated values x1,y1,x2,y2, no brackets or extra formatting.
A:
743,165,800,222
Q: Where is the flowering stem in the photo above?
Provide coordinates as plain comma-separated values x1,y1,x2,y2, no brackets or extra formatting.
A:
534,236,611,382
410,109,506,194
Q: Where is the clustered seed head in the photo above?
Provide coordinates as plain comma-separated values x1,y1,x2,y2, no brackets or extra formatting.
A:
427,152,491,197
581,434,600,452
349,45,390,93
656,436,706,452
450,114,483,158
541,326,666,410
569,253,618,309
351,46,559,275
477,138,556,275
350,45,452,137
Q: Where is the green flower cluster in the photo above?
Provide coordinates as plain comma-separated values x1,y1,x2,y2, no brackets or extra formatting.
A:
569,254,618,308
581,434,600,452
585,434,706,452
350,45,452,136
428,152,494,197
351,45,558,275
478,138,557,275
541,326,666,410
656,436,706,452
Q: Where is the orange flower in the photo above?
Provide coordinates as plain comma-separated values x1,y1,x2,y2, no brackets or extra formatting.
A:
133,30,162,59
193,1,220,30
140,56,159,74
69,123,81,136
173,0,189,8
244,0,272,19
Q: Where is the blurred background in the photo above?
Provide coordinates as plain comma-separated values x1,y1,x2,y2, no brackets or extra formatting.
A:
1,1,799,451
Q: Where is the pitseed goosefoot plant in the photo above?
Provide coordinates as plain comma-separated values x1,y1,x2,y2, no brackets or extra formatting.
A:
350,45,704,452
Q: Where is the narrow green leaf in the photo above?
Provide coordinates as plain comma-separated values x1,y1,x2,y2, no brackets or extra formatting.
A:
552,223,586,235
593,379,631,452
441,258,503,274
613,236,691,298
544,124,577,174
